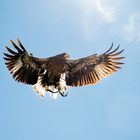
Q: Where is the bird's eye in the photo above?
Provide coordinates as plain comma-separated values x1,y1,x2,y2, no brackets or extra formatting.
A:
65,54,69,58
28,53,33,56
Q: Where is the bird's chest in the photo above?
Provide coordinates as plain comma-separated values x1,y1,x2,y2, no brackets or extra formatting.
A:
46,59,66,85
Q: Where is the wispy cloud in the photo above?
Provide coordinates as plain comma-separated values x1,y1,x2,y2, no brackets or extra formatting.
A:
95,0,115,23
122,13,140,43
80,0,116,41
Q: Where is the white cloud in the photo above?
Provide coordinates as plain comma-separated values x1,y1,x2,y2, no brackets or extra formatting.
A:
95,0,115,23
79,0,116,41
122,13,140,43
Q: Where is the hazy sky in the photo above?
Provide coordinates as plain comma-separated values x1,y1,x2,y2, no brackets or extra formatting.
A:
0,0,140,140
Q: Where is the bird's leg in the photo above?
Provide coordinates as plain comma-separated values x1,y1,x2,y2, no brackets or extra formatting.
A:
47,89,59,93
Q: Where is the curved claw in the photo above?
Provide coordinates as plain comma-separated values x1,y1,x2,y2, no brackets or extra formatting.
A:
47,89,68,97
59,91,68,97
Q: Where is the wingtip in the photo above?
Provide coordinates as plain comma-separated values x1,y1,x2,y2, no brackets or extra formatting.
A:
103,43,114,54
16,38,27,52
3,53,8,57
9,39,13,44
9,39,16,47
16,37,20,46
16,37,20,43
111,42,113,47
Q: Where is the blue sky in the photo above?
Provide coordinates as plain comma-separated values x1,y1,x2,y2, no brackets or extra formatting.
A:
0,0,140,140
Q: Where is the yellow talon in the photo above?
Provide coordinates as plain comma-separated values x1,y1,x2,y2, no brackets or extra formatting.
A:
45,86,49,91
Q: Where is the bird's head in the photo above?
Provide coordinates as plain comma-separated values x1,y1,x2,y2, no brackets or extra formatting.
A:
53,53,70,60
63,53,70,59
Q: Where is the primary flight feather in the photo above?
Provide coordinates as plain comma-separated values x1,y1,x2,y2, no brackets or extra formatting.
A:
3,39,124,98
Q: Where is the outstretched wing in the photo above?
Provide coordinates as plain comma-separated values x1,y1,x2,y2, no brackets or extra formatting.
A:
3,39,47,84
66,44,124,87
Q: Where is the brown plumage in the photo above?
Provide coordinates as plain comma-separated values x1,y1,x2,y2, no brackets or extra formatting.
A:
3,39,124,98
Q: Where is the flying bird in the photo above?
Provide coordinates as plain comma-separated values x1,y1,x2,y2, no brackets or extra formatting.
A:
3,39,124,99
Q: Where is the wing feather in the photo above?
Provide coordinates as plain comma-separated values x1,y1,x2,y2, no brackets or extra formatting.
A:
5,46,18,55
66,44,124,86
3,39,47,84
16,38,27,52
10,40,23,53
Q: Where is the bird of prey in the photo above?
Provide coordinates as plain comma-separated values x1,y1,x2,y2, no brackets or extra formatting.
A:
3,39,124,99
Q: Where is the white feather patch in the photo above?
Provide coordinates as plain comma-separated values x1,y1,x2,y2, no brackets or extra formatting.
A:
33,76,46,97
58,73,67,93
48,85,58,99
32,73,67,99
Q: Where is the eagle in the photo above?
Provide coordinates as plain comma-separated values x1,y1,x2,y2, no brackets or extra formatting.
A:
3,39,124,99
